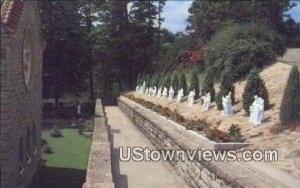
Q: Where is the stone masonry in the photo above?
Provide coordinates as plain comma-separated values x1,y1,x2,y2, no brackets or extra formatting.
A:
83,99,115,188
118,96,277,188
1,1,45,188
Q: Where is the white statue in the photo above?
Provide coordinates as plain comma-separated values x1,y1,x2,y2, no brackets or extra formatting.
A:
157,87,162,97
168,87,175,101
249,95,264,125
145,87,149,96
177,88,184,103
201,93,211,112
153,86,157,97
162,87,168,99
140,81,146,94
188,90,195,106
222,92,233,116
136,85,140,92
148,87,153,96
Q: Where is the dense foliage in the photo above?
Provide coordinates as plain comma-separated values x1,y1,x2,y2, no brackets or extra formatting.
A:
204,23,286,80
187,0,294,45
242,69,270,114
280,66,300,126
201,68,215,101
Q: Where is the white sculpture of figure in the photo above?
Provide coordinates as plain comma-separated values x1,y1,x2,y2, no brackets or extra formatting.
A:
177,88,184,103
145,87,149,96
148,87,153,96
249,95,264,125
162,87,168,99
157,87,162,97
141,81,146,94
153,86,157,97
222,92,233,116
168,87,175,101
188,90,195,106
201,93,211,112
136,85,139,92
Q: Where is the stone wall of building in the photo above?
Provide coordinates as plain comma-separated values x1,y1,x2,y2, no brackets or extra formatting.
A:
0,1,45,188
118,96,276,188
82,99,115,188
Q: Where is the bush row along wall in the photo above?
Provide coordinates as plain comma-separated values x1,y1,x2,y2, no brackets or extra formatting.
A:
118,96,275,188
83,99,115,188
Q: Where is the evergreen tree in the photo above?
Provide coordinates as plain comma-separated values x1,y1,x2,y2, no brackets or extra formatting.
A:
152,74,158,88
164,74,171,89
189,71,200,99
201,68,215,101
280,66,300,126
216,67,235,110
171,74,179,95
179,73,188,95
137,73,141,85
187,0,292,44
242,69,270,115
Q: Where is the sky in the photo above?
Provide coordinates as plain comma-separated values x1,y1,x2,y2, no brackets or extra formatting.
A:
162,1,300,33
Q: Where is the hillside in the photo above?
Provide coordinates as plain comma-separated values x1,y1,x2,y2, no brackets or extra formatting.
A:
130,62,300,179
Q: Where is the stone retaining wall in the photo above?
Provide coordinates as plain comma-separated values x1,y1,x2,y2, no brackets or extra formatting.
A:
83,99,115,188
118,96,275,188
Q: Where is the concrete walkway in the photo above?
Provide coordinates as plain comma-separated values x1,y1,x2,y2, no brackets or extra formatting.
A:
106,106,188,188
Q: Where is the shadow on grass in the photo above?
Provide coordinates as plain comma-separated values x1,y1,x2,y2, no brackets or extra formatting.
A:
37,167,86,188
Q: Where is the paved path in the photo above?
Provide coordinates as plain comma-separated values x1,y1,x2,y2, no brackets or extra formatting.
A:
106,106,188,188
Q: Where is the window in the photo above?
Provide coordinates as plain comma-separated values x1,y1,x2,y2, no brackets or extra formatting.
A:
22,28,33,90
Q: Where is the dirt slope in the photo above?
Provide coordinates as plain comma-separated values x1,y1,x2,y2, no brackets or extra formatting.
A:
130,62,300,179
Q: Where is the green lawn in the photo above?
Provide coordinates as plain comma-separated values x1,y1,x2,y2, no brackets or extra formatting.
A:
42,128,92,170
38,128,92,188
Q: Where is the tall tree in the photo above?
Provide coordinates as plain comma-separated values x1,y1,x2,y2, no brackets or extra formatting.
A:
280,66,300,126
39,1,92,105
187,0,293,45
242,69,269,115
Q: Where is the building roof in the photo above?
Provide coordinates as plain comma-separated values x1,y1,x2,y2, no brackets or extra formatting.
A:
1,0,24,34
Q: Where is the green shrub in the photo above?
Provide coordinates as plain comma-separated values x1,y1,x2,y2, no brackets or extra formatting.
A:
228,124,243,142
242,69,270,115
50,126,63,138
153,74,160,88
44,146,54,154
205,129,216,141
204,23,286,80
82,119,94,132
137,73,142,85
171,74,179,95
41,139,48,147
280,66,300,126
179,73,188,95
163,74,171,89
189,71,200,99
216,67,235,110
201,68,215,101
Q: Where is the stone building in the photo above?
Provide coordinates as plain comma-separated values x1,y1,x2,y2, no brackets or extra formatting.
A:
1,0,45,188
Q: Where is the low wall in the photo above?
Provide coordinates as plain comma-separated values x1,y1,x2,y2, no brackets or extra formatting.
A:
83,99,115,188
118,96,275,188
